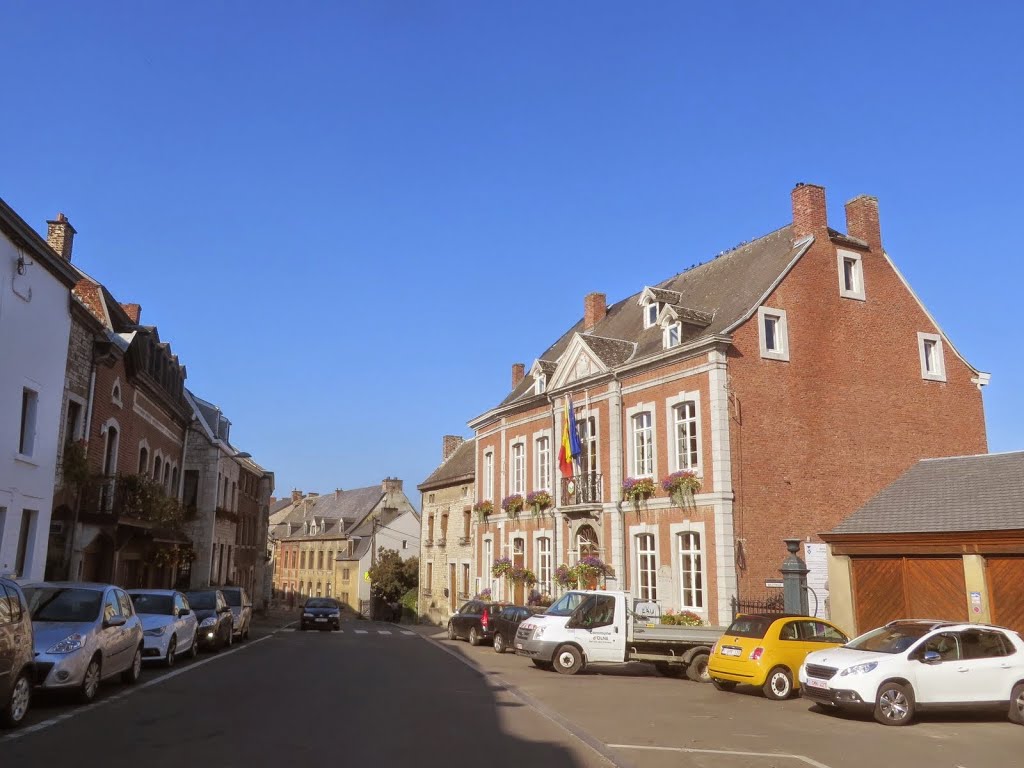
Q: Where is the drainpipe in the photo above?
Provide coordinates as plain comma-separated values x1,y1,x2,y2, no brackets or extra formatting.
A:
609,372,626,594
546,393,558,593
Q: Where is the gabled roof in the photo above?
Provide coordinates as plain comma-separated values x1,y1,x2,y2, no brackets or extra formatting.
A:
826,452,1024,536
419,438,476,491
281,486,384,529
0,196,78,287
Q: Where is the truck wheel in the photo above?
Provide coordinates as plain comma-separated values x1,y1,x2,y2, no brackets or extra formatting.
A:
712,679,737,692
654,662,685,678
553,645,583,675
763,666,793,700
686,652,711,683
532,659,554,671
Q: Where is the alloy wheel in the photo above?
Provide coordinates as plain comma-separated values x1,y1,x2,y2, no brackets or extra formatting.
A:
9,675,30,723
166,637,177,667
1015,689,1024,720
83,661,100,700
879,689,909,721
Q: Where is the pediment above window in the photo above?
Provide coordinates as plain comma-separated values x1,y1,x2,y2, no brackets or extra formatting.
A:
548,336,609,390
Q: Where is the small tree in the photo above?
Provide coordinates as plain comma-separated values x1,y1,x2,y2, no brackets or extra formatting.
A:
367,548,419,603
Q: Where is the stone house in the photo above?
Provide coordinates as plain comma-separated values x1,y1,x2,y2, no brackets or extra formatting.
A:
418,435,475,624
0,200,77,580
469,183,988,626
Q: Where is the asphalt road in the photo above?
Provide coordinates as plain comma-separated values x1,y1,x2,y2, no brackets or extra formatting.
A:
0,619,607,767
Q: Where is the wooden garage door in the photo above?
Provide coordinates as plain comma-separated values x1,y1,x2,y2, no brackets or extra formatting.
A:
852,557,967,634
987,556,1024,636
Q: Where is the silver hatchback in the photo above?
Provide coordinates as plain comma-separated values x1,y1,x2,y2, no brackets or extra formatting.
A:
22,582,145,703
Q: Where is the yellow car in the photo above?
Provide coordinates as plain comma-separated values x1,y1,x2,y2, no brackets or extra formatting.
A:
708,614,849,700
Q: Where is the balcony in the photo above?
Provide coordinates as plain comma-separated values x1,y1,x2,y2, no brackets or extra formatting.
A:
78,474,183,528
560,473,603,516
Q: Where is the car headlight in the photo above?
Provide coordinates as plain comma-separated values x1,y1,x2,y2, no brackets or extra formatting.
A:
143,626,167,637
840,661,878,676
303,612,314,618
200,616,217,628
533,625,545,638
328,611,340,618
47,633,85,654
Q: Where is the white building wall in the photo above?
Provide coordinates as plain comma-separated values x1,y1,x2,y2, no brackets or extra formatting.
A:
0,232,72,579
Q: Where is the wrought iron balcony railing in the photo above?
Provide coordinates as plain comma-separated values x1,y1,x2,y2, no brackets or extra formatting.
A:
560,473,603,507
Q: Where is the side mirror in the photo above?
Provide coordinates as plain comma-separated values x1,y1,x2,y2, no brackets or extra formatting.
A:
179,609,191,617
921,650,942,664
105,614,127,628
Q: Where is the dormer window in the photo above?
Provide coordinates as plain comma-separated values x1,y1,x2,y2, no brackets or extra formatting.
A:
536,375,546,394
663,323,681,349
111,379,123,407
644,302,660,329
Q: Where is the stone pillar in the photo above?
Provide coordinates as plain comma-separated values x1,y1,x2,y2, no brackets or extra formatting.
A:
781,538,810,615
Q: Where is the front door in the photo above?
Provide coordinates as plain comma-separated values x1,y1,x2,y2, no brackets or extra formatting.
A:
913,631,968,703
512,538,525,605
573,594,625,663
449,564,457,612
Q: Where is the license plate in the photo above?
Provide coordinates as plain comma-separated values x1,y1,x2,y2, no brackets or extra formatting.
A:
315,618,327,622
722,646,742,657
805,677,829,690
516,643,523,650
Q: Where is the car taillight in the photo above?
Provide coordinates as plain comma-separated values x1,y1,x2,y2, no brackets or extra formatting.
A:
711,641,719,655
750,647,764,661
481,611,489,630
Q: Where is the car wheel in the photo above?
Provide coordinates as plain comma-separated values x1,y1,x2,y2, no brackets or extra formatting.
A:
469,627,481,647
225,624,233,648
188,631,199,659
165,636,177,668
78,656,101,703
874,682,915,726
493,633,506,654
121,646,143,685
532,659,554,671
654,662,685,678
1008,682,1024,725
1,672,31,728
712,679,738,692
686,652,711,683
553,645,583,675
447,622,457,641
763,666,793,700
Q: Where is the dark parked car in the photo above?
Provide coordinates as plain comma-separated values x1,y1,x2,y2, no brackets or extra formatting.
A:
447,600,509,646
300,598,342,631
184,590,233,651
492,605,539,654
219,587,252,641
0,578,33,727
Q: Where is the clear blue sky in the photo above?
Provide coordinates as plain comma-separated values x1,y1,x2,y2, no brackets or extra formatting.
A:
3,2,1021,503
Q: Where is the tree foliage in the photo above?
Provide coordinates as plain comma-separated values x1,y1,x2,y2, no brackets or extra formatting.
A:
367,548,418,602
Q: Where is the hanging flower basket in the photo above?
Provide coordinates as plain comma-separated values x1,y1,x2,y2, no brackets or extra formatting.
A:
526,490,553,517
554,564,576,589
502,494,525,519
474,500,493,523
475,588,492,601
662,470,702,507
623,477,656,512
491,557,514,579
554,558,614,590
510,567,537,586
527,589,553,607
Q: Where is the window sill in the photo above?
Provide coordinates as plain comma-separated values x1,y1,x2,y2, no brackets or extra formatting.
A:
14,453,39,467
759,350,790,362
922,373,947,383
839,290,866,302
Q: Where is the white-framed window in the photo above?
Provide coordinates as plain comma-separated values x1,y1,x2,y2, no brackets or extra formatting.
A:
663,322,681,349
63,394,86,446
644,302,660,328
678,531,703,610
918,332,946,382
579,415,598,475
18,387,39,458
535,436,551,492
535,375,546,394
636,533,657,601
757,306,790,362
837,249,865,300
512,537,525,556
483,451,494,501
671,399,699,472
511,441,525,495
631,411,654,477
537,536,552,595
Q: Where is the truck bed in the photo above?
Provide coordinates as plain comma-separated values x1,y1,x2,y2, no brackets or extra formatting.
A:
629,622,724,645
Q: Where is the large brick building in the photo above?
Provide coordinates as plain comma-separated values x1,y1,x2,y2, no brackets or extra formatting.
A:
468,184,988,625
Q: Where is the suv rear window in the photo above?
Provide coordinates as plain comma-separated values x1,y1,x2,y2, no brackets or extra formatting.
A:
725,615,775,639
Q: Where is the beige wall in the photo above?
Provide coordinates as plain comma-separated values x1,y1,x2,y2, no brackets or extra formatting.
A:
419,480,475,625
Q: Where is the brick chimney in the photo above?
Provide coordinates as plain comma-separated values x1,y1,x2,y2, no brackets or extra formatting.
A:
46,212,76,261
335,488,343,500
291,489,303,504
382,477,403,494
584,292,607,331
443,435,465,461
844,195,882,252
791,183,828,240
120,303,142,324
512,363,525,390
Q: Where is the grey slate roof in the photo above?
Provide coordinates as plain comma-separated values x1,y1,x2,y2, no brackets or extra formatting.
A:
282,486,383,528
493,225,802,410
827,452,1024,535
419,438,476,491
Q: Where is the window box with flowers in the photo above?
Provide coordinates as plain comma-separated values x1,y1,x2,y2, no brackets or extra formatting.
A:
555,557,614,590
659,609,704,627
661,470,702,507
491,557,514,579
622,476,656,510
502,494,525,520
474,500,493,523
526,490,553,517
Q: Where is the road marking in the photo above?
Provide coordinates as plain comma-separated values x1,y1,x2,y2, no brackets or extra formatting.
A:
354,630,368,634
0,629,282,743
401,631,415,636
609,744,834,768
282,628,296,632
378,630,392,635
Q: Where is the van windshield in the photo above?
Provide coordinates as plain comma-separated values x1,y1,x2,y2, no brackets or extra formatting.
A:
545,592,588,617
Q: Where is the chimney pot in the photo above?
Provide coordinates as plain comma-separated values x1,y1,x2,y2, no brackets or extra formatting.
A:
442,434,465,461
291,489,303,504
844,195,882,252
46,212,77,262
791,183,828,240
335,488,343,499
512,363,525,390
382,477,403,494
584,292,607,331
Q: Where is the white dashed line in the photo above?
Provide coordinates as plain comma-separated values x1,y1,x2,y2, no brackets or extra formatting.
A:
608,744,834,768
378,630,392,635
401,631,415,636
354,630,368,634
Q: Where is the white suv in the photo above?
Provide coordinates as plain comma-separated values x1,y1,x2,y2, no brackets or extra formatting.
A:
799,620,1024,726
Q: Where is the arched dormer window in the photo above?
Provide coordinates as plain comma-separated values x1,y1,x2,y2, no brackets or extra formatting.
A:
111,378,123,407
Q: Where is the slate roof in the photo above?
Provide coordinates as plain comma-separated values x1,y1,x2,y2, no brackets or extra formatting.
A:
419,438,476,491
827,452,1024,535
492,225,803,411
278,486,385,540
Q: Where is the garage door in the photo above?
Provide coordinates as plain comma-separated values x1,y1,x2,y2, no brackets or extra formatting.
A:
851,557,967,634
987,556,1024,636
